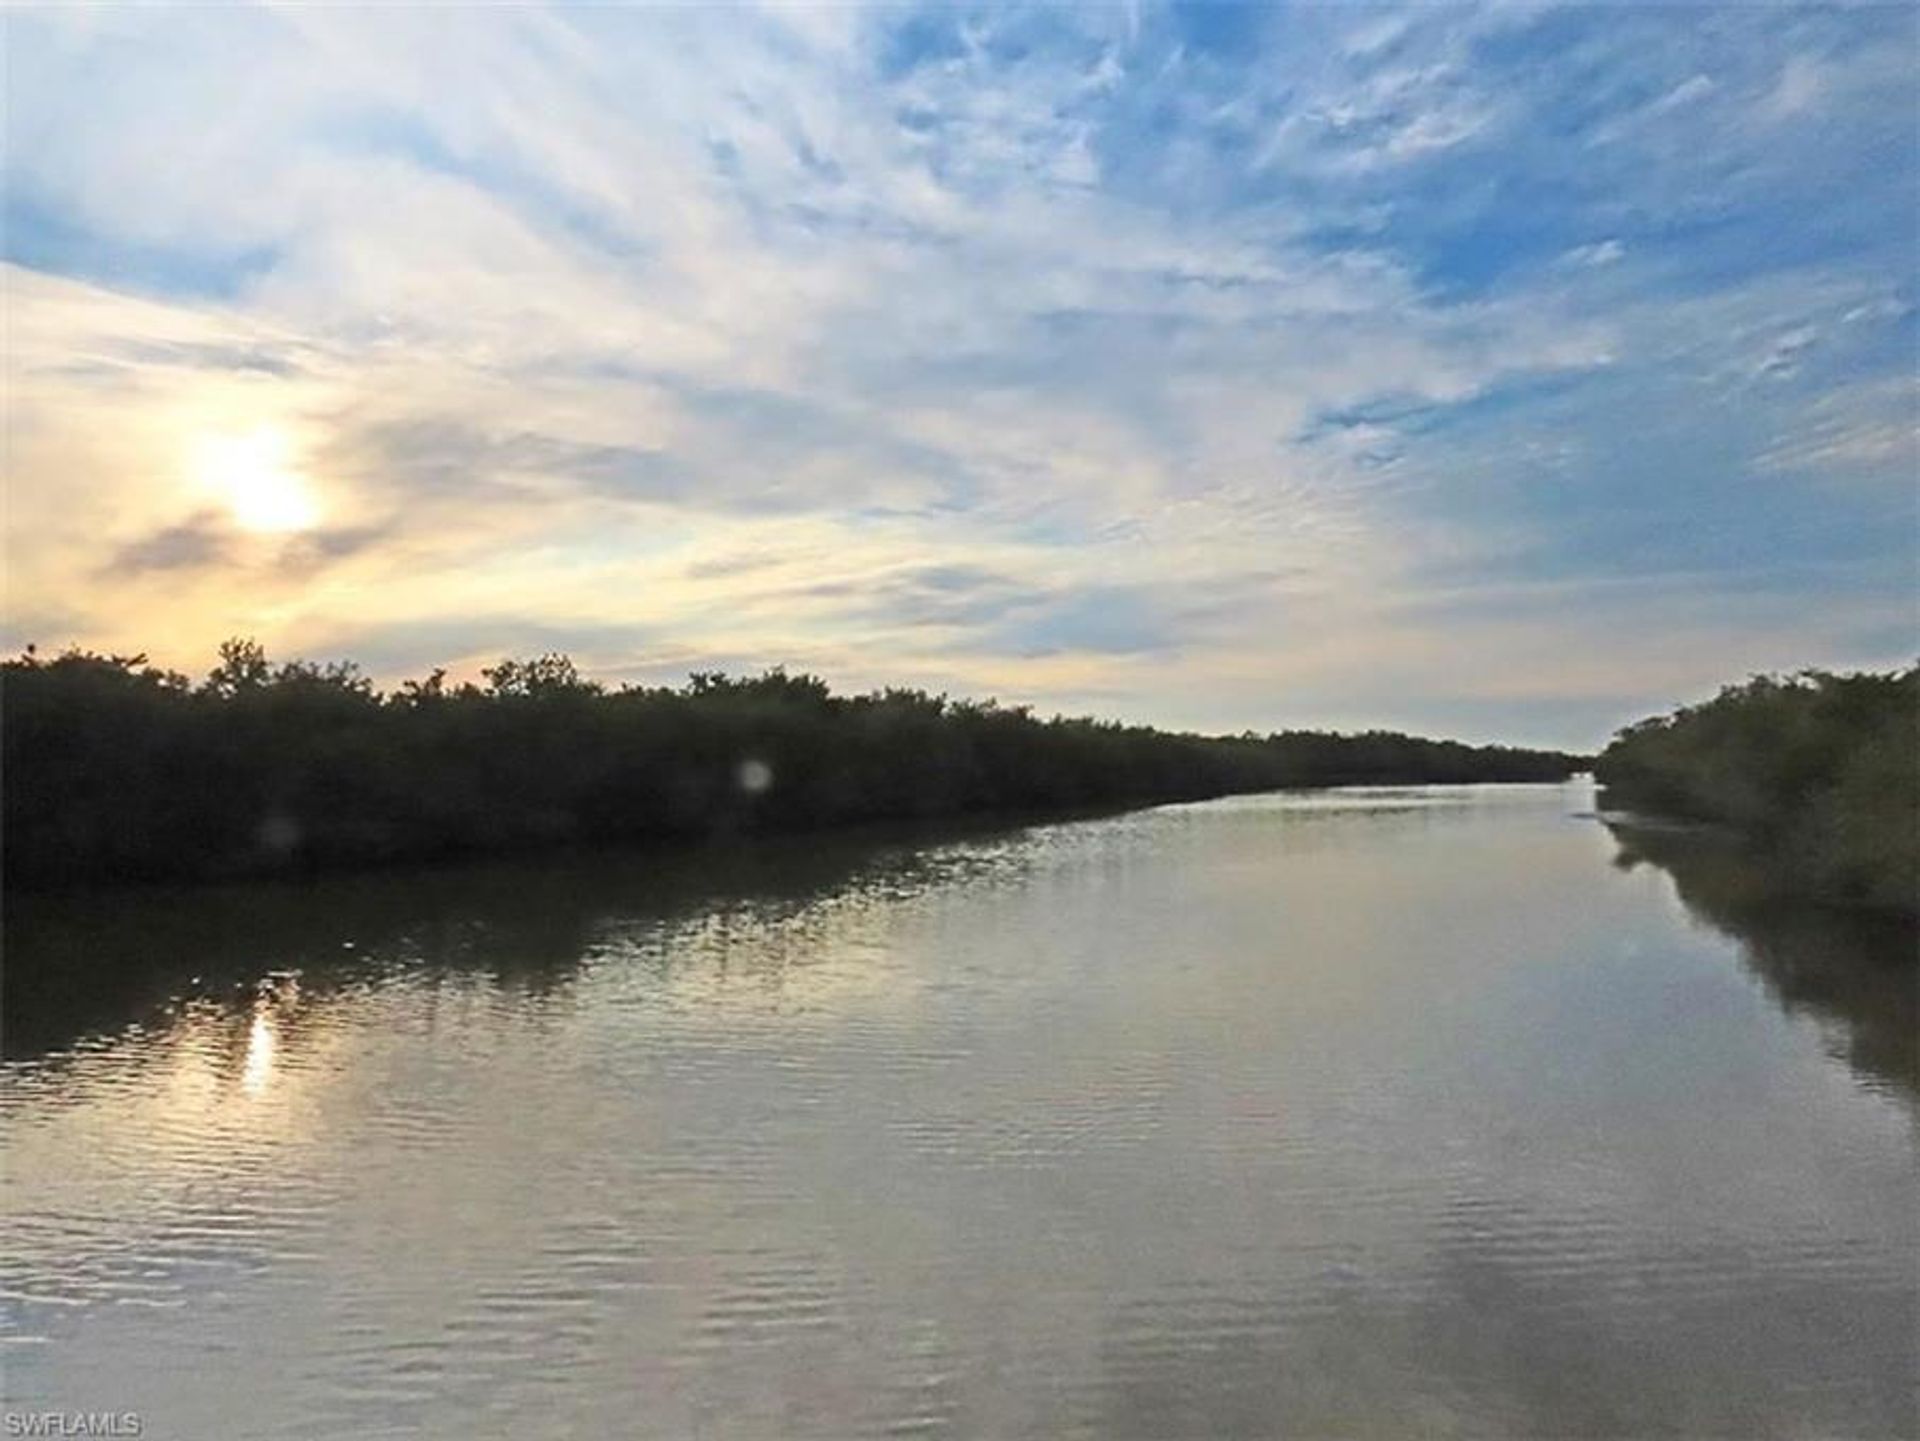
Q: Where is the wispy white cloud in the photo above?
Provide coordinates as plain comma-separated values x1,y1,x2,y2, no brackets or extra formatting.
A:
1560,239,1625,269
1756,377,1920,478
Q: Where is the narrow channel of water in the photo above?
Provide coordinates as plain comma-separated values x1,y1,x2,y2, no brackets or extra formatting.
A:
4,783,1913,1438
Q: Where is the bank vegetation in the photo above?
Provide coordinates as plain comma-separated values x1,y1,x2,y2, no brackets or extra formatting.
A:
1595,666,1917,912
5,640,1585,887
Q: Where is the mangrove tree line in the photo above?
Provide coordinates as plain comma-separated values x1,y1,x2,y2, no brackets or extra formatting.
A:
1594,666,1917,911
4,640,1585,887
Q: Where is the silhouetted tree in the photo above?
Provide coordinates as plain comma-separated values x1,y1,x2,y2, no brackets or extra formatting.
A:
3,639,1587,887
205,637,273,697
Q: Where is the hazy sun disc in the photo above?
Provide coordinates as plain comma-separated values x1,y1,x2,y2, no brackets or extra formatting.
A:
194,427,320,533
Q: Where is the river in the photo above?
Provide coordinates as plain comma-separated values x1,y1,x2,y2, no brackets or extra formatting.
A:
3,782,1914,1438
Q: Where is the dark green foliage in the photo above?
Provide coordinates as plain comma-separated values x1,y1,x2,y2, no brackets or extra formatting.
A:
1594,667,1919,912
3,641,1584,888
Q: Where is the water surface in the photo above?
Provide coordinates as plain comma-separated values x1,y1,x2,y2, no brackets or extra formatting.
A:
4,784,1914,1438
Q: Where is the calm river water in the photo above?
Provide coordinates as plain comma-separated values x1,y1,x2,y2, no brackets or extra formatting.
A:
3,783,1915,1438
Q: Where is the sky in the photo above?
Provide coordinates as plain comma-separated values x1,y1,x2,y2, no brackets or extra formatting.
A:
4,2,1915,748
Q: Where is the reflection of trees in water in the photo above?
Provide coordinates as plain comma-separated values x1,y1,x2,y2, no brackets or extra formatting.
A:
1605,820,1918,1100
6,862,594,1060
3,815,1045,1060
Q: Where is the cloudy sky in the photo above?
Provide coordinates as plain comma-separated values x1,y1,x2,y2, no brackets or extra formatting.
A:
6,3,1915,746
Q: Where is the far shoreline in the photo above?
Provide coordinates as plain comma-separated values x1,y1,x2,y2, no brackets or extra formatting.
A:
2,642,1589,893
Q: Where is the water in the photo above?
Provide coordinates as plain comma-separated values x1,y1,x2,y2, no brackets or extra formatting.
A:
4,783,1915,1438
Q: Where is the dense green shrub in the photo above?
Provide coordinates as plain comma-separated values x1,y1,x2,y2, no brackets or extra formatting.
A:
3,641,1584,887
1595,667,1918,911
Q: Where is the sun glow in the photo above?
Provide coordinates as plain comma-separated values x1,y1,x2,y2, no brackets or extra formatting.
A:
194,426,320,533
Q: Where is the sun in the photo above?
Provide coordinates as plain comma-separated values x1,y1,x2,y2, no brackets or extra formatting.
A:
193,426,320,534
